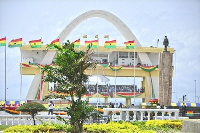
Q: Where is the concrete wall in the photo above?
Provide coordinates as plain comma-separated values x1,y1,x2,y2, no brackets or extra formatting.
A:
22,50,47,63
159,51,173,106
182,120,200,133
148,53,159,66
109,51,118,65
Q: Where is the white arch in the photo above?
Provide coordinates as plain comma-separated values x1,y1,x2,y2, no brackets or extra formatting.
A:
41,10,152,65
30,10,152,100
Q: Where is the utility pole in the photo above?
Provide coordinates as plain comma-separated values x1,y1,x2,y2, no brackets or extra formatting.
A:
194,80,196,103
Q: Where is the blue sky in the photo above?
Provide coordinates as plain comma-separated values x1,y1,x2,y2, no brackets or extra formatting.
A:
0,0,200,103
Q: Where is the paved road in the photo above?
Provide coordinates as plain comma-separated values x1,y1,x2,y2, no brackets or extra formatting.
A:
0,111,11,115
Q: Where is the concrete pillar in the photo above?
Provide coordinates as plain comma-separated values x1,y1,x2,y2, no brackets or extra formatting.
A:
104,97,108,103
42,82,49,99
159,51,173,106
144,77,150,102
182,120,200,133
126,98,131,106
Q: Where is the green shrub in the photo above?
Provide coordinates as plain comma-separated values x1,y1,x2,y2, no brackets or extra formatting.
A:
3,124,72,133
16,102,47,125
3,120,182,133
137,130,156,133
145,120,182,130
0,125,11,131
83,121,139,133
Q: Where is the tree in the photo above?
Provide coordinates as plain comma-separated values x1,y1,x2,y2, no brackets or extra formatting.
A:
16,102,47,125
42,41,96,133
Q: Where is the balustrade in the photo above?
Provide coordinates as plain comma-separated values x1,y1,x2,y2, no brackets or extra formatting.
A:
0,115,70,125
103,108,181,121
0,108,189,125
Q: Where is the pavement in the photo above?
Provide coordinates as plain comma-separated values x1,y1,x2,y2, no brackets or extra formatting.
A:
0,111,11,115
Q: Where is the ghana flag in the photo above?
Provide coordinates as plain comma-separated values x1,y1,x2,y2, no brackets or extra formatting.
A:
187,111,194,116
8,38,22,48
50,39,59,46
124,40,134,49
73,39,80,48
49,39,59,49
104,35,109,38
85,40,98,49
104,40,116,48
29,39,42,48
83,35,87,38
95,35,98,38
0,37,6,47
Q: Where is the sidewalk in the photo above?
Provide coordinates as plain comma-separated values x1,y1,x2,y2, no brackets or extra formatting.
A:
0,111,12,115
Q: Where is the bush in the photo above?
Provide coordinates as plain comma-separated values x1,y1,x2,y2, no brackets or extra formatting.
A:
0,125,11,131
16,102,47,125
4,125,54,133
83,121,139,133
3,124,72,133
3,120,182,133
145,120,182,130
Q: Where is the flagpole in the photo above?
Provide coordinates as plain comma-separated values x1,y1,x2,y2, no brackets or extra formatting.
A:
20,49,22,101
114,43,117,108
133,45,136,105
96,36,99,112
5,41,7,109
78,38,80,52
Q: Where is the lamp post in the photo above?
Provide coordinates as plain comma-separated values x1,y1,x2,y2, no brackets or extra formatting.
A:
194,80,196,103
183,95,186,102
197,96,200,103
5,88,8,109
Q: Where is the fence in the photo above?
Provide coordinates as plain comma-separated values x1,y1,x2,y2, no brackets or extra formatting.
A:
0,115,70,125
0,108,189,125
103,108,188,121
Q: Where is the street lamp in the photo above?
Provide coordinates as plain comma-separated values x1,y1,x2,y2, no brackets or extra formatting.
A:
5,88,8,109
183,95,186,102
194,80,196,103
197,96,200,103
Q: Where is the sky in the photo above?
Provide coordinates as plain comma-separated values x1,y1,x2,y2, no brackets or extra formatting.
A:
0,0,200,103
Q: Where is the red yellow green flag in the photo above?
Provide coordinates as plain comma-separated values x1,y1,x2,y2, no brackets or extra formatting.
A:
8,38,22,48
95,35,98,38
104,40,116,48
139,65,157,72
109,65,122,71
50,39,59,45
29,39,42,48
73,39,80,48
104,35,109,38
85,40,98,49
124,40,134,49
49,39,59,49
187,111,194,116
83,35,87,38
0,37,6,47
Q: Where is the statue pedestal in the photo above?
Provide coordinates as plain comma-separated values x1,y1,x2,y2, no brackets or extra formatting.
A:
159,51,173,106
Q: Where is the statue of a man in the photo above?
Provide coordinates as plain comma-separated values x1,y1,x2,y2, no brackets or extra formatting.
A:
163,36,169,52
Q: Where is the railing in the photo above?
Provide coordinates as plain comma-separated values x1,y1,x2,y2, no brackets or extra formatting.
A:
0,115,70,125
103,108,184,121
0,108,189,125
